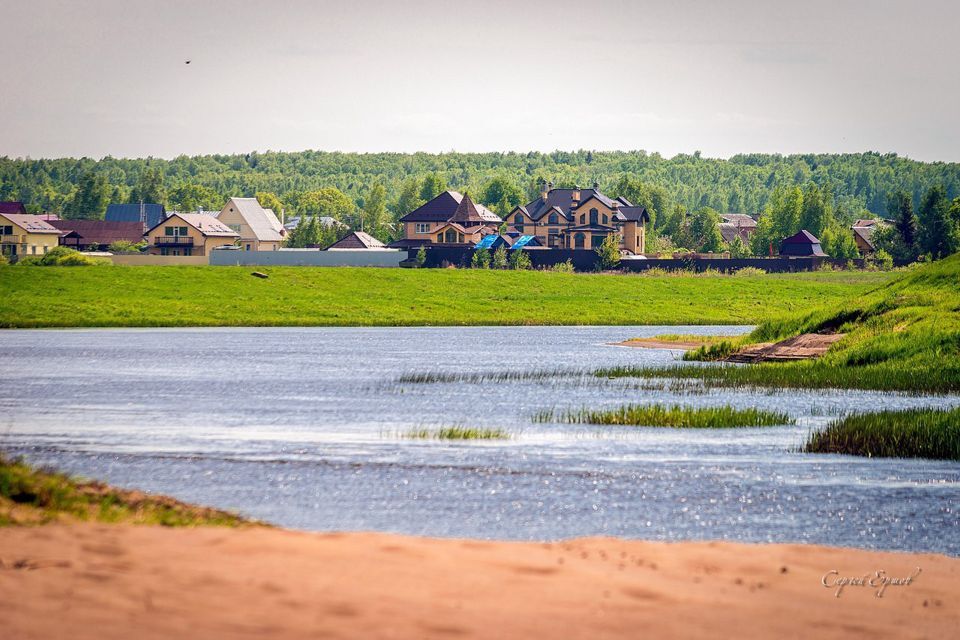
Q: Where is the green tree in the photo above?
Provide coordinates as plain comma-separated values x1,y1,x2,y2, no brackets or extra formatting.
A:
820,223,860,259
256,191,284,217
63,172,111,219
749,213,777,256
509,249,531,270
419,173,447,202
481,176,523,216
129,166,166,207
917,186,959,259
168,183,223,212
471,248,491,269
799,183,832,238
492,245,508,269
727,235,750,257
595,234,622,270
296,188,355,221
415,245,427,267
362,183,390,237
688,207,724,252
888,190,918,260
394,178,423,217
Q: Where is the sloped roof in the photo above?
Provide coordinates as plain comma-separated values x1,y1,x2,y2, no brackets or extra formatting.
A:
615,206,650,223
782,230,821,244
220,197,284,242
105,203,166,229
519,188,618,221
148,213,239,237
852,219,877,228
852,226,875,249
49,220,144,245
720,213,757,228
0,213,62,234
0,201,27,215
326,231,387,250
399,191,499,223
448,193,489,225
718,223,739,244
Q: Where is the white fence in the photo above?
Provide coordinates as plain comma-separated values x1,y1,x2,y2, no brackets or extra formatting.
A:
208,249,407,267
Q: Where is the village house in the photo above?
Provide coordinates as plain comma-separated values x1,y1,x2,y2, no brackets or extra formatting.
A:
105,203,167,232
780,230,827,257
215,197,285,251
850,218,886,255
0,201,29,215
50,219,144,251
506,182,650,253
391,191,501,249
144,212,239,256
719,213,757,244
0,213,63,260
326,230,388,250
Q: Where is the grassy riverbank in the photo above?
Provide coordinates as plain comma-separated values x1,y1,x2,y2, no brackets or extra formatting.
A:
0,266,891,328
534,404,791,428
600,255,960,393
0,455,254,526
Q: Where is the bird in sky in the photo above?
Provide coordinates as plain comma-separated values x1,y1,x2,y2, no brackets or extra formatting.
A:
185,60,191,65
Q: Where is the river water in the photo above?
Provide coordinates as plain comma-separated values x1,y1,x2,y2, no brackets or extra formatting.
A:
1,326,957,554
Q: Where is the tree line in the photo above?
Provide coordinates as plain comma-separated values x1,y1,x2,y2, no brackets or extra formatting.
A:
1,150,958,256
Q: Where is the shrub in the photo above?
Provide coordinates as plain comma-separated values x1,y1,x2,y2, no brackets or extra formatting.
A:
107,240,146,253
595,234,622,270
550,259,575,273
16,246,108,267
415,246,427,267
871,249,894,271
733,266,767,276
509,249,531,270
471,248,491,269
0,253,8,266
492,245,508,269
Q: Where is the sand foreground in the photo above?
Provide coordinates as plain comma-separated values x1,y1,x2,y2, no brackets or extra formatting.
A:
1,524,955,639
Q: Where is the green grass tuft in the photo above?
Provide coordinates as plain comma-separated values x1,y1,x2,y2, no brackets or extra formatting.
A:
803,407,960,460
403,426,510,440
533,404,792,428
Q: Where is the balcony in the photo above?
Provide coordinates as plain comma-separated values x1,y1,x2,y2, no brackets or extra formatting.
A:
155,236,194,246
1,234,24,244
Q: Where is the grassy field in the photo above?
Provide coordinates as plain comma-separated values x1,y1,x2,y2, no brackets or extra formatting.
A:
0,455,256,526
599,255,960,392
0,266,892,328
533,404,792,428
804,408,960,460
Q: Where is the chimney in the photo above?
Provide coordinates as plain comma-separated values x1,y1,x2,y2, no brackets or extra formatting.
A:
540,179,549,202
571,185,581,207
611,201,620,211
592,181,600,191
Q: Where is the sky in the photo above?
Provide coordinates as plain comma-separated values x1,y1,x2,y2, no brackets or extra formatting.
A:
2,0,958,161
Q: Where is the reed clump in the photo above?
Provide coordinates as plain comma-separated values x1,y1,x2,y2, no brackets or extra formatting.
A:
533,404,791,428
403,426,510,440
803,407,960,460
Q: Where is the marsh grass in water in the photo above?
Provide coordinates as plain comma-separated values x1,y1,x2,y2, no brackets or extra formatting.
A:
403,426,511,440
0,455,256,527
803,407,960,460
533,404,792,428
398,368,584,384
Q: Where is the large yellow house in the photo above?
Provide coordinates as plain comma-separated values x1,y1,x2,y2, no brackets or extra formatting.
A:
507,182,650,253
145,213,240,256
0,213,63,261
392,191,501,248
215,197,285,251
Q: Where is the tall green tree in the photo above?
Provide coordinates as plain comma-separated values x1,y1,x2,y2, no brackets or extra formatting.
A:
481,176,523,216
63,172,111,219
295,187,354,221
887,190,918,260
129,166,166,207
256,191,285,217
799,183,832,237
917,186,959,259
168,183,223,212
688,207,724,253
394,178,423,217
419,173,447,202
362,183,390,238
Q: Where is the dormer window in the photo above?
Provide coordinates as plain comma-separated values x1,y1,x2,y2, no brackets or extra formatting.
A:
548,213,559,225
514,214,523,224
589,208,599,226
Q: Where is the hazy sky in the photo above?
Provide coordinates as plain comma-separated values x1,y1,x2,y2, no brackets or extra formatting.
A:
2,0,958,160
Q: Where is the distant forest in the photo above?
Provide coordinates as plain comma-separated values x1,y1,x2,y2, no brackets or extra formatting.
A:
1,150,959,256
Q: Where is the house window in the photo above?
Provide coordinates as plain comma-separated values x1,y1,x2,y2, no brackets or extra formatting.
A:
0,225,12,235
590,208,599,225
444,229,458,243
548,213,558,225
245,244,251,251
31,245,37,254
579,214,585,224
514,214,523,224
165,226,189,236
592,234,606,248
574,232,585,249
602,214,608,225
415,223,430,234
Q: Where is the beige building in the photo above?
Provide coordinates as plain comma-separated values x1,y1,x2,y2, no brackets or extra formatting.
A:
145,213,240,256
216,197,285,251
392,191,501,248
0,213,63,261
507,182,650,253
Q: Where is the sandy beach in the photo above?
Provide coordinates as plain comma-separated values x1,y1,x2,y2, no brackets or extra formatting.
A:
1,524,955,640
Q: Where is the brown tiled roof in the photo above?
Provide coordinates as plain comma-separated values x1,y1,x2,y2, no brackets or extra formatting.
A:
448,193,488,225
326,231,387,249
0,213,62,234
49,220,144,245
399,191,499,223
720,213,757,228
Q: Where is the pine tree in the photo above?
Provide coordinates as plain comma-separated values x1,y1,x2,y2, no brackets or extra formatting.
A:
887,191,918,260
917,186,957,259
492,245,508,269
